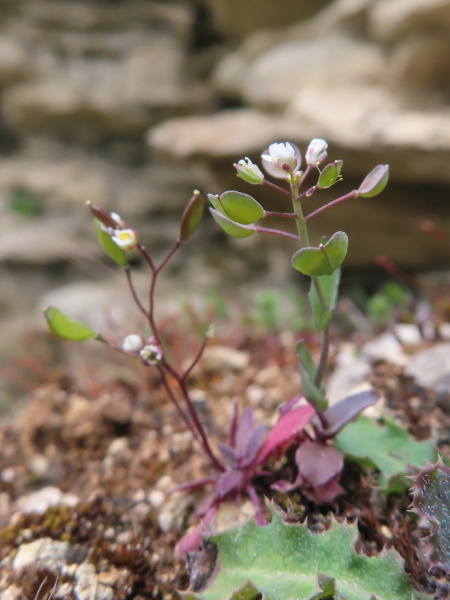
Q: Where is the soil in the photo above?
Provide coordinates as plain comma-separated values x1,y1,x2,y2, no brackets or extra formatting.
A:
0,318,449,599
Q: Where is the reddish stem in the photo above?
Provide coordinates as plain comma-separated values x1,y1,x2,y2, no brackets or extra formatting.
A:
125,267,149,319
265,211,297,219
255,226,298,240
163,362,225,472
305,190,358,221
262,178,292,197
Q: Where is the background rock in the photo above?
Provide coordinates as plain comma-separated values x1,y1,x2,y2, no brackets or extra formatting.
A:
0,0,449,370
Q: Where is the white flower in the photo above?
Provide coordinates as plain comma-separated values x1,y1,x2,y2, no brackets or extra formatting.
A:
305,139,328,167
122,334,144,353
234,158,264,185
140,343,163,366
111,229,139,251
261,142,302,179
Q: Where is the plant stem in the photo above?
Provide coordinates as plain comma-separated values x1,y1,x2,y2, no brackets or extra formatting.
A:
255,226,298,240
264,210,297,219
262,178,292,197
305,190,357,221
163,362,225,472
125,267,149,319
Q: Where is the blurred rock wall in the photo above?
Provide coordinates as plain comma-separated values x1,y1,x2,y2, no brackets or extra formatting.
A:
1,0,450,363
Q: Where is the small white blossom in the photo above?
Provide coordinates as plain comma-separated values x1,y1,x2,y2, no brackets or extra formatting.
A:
111,229,139,251
234,158,264,185
140,343,163,366
261,142,301,179
305,139,328,167
122,334,144,353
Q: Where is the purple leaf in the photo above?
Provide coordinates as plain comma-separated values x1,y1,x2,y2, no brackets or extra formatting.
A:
318,389,380,438
241,424,267,467
257,403,316,465
217,470,245,497
216,443,236,468
295,440,343,488
302,473,344,504
228,398,239,447
235,407,256,457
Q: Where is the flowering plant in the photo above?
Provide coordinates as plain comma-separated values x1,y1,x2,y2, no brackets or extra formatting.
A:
44,139,389,552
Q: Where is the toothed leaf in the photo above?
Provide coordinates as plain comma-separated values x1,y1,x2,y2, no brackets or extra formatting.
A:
181,509,431,600
410,459,450,574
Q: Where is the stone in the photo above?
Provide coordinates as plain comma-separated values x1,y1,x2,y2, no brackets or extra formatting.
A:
15,486,79,515
148,108,308,161
201,345,250,372
387,34,450,97
197,0,330,40
405,342,450,394
0,36,30,86
12,537,72,571
74,563,114,600
369,0,450,44
214,32,385,109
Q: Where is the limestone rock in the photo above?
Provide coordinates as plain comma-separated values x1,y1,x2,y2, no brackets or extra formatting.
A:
405,342,450,394
214,32,385,109
13,537,73,570
369,0,450,44
197,0,331,40
15,486,79,515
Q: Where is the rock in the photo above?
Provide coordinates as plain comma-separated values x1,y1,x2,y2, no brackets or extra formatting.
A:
369,0,450,44
405,342,450,394
148,108,308,161
74,563,114,600
201,345,250,372
12,537,72,570
361,331,409,366
387,34,450,97
0,36,30,87
215,32,385,109
198,0,330,40
15,486,79,515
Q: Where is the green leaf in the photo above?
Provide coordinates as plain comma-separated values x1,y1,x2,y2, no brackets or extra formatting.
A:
296,341,328,412
410,458,450,574
179,191,204,242
44,306,98,341
292,231,348,277
207,194,224,214
317,160,343,189
335,416,438,492
209,208,256,238
94,219,128,267
219,190,265,225
182,508,431,600
309,269,341,331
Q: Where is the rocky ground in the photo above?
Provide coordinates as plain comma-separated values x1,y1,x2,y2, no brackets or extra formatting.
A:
0,291,450,598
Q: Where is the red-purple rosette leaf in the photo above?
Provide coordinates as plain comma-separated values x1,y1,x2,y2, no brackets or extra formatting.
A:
217,470,245,498
296,440,344,488
257,402,316,465
318,389,380,439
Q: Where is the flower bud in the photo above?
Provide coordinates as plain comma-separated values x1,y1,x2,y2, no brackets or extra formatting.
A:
357,165,389,198
122,334,144,353
111,229,139,251
234,158,264,185
261,142,301,179
305,139,328,167
140,343,163,366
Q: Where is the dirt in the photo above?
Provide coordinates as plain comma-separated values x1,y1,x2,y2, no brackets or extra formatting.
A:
0,323,449,599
